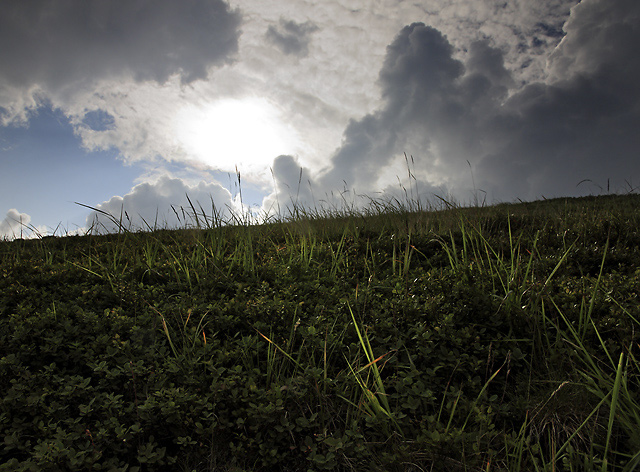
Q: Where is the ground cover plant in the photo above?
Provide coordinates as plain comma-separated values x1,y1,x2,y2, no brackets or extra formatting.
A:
1,192,639,471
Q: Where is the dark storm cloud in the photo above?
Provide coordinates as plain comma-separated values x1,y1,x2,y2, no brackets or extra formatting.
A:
379,25,464,107
534,22,565,39
479,0,640,199
0,0,241,92
319,23,509,194
317,0,640,203
265,18,319,57
269,155,317,213
319,25,461,190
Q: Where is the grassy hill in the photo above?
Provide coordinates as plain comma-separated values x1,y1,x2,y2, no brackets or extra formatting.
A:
1,194,639,471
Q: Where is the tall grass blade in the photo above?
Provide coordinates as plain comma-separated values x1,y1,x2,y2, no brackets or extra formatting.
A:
346,303,401,434
602,352,625,472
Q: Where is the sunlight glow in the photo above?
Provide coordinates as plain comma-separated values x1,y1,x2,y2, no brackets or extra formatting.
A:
175,97,299,175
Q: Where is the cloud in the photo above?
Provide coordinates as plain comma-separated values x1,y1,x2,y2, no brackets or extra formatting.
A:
548,0,640,81
264,155,318,216
0,0,241,122
0,209,31,239
63,78,193,162
87,176,238,233
318,23,498,195
309,0,640,205
477,0,640,199
1,0,579,187
265,18,319,56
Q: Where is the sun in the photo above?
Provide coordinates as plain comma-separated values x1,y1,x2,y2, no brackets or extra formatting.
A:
175,97,299,175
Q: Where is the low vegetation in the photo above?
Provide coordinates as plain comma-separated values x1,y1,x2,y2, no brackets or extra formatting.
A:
1,193,639,471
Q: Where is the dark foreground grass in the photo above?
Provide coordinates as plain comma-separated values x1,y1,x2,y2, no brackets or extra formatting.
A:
1,194,640,471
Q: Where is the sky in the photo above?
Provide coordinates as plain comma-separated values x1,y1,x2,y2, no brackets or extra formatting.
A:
1,0,639,238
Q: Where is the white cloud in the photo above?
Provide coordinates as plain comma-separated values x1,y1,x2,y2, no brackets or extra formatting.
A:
0,209,32,239
86,175,241,233
63,77,189,163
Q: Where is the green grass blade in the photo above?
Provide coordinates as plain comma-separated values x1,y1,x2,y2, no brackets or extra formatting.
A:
602,352,625,472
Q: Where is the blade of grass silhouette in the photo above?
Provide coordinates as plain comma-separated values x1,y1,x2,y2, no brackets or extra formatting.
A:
255,329,303,371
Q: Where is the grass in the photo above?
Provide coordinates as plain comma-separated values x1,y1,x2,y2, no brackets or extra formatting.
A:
1,190,640,471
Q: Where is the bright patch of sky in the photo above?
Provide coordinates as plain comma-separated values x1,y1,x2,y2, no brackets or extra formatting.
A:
173,97,303,175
